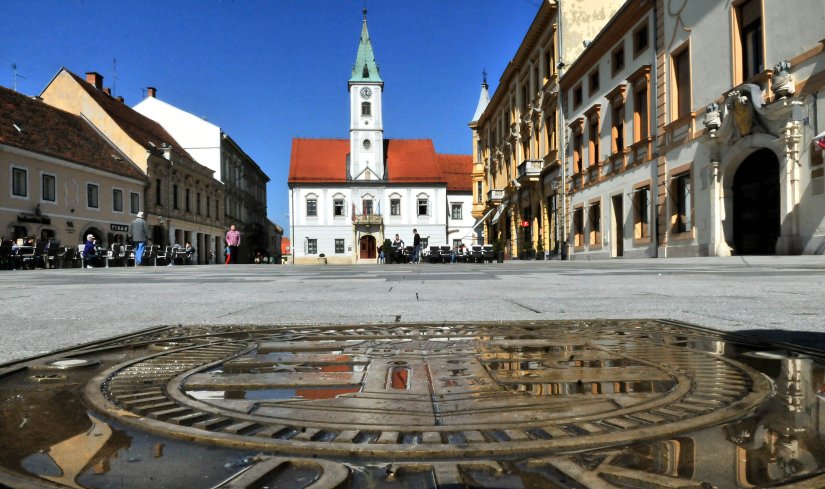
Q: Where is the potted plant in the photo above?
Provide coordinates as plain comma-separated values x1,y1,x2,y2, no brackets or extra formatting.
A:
535,239,545,260
492,240,504,263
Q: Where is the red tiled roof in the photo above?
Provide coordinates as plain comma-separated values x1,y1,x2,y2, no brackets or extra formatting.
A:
288,139,349,183
63,69,194,161
438,154,472,191
289,138,456,185
0,86,147,181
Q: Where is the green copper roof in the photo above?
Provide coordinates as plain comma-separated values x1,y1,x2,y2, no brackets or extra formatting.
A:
350,10,382,84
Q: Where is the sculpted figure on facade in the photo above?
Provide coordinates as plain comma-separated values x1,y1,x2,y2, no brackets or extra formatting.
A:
771,61,795,99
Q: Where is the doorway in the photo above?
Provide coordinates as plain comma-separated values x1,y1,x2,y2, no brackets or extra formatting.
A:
359,235,376,259
611,194,624,257
732,148,780,254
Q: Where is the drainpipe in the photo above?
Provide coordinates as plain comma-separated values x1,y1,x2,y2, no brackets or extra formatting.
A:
651,0,660,257
557,0,568,259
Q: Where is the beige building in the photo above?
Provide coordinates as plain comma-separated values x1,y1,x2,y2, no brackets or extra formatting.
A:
561,0,825,259
41,69,226,263
1,85,146,247
471,0,624,258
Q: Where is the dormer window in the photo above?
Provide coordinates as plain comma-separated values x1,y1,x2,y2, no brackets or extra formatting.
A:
362,64,369,78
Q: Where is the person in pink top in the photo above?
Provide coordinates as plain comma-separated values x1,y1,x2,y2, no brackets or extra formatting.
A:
225,224,241,264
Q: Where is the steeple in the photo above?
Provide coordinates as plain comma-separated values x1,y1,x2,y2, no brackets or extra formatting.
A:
350,8,382,85
470,70,490,123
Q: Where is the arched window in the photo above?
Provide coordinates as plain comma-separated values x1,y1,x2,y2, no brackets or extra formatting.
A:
361,102,371,117
306,194,318,217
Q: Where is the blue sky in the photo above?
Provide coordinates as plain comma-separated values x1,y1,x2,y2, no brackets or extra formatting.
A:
3,1,542,234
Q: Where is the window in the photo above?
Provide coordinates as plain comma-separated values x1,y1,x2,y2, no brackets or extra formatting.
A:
173,184,179,210
306,198,317,216
113,188,123,212
155,179,162,205
588,68,600,95
417,198,429,216
633,21,649,57
589,201,601,245
185,188,191,212
546,113,557,152
42,174,56,202
633,85,649,142
453,239,463,249
634,186,650,239
612,103,625,154
671,172,692,234
737,0,763,81
335,239,345,254
451,203,462,220
197,192,201,215
131,192,140,214
588,119,600,167
672,47,691,120
573,130,584,174
476,182,482,203
476,140,482,162
362,198,373,214
206,196,211,217
12,167,27,197
390,198,401,216
333,198,345,216
361,102,371,116
307,238,317,254
573,207,584,247
87,183,99,209
363,139,371,150
612,46,625,76
573,85,583,108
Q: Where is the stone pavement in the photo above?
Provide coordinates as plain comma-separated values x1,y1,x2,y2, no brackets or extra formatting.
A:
1,255,824,365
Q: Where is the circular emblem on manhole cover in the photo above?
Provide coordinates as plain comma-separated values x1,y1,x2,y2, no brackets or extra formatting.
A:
84,321,770,459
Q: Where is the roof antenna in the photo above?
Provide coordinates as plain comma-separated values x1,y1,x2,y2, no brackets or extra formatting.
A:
112,58,119,97
11,63,26,92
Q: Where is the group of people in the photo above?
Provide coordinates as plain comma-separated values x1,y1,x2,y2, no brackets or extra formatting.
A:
379,229,422,264
80,212,243,268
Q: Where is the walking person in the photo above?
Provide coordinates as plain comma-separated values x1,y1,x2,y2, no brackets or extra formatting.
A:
129,211,150,266
82,234,98,268
225,224,241,264
412,229,421,264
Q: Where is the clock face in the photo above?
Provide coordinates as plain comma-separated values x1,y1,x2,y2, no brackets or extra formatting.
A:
360,87,372,99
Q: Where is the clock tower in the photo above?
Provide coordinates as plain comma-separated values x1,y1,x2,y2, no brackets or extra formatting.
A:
349,8,384,181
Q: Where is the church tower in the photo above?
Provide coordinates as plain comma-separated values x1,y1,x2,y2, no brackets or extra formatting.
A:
348,8,384,181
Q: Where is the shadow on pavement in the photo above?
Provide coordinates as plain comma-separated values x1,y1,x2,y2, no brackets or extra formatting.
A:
726,329,825,355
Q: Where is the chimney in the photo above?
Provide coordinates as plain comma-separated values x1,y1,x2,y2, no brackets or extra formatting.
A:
85,72,103,90
147,87,157,98
103,88,112,96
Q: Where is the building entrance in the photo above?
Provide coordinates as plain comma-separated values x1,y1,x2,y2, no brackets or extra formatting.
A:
732,148,780,255
611,194,623,257
359,235,376,259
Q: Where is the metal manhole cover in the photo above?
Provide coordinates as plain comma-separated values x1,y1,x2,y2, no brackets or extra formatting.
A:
1,320,823,488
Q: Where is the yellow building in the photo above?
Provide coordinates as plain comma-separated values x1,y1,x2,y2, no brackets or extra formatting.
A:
472,0,624,259
41,69,227,263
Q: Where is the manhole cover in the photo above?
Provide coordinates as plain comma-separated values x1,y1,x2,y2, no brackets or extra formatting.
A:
1,320,824,488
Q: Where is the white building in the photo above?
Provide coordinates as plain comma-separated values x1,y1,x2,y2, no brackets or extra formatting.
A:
287,10,471,264
134,89,270,262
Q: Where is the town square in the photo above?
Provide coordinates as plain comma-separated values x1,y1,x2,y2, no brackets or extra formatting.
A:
2,1,825,487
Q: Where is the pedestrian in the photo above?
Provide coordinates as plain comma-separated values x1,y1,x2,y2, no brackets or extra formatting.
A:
129,211,150,266
412,229,421,264
83,234,98,268
392,233,404,263
225,224,241,264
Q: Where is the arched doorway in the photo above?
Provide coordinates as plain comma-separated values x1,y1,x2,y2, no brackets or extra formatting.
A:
732,148,780,254
359,235,376,260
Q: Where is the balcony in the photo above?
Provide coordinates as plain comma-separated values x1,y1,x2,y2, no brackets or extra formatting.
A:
353,214,383,226
487,189,505,204
517,159,543,185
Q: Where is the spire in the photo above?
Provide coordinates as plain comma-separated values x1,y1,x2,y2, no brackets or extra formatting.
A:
471,70,490,123
350,9,382,84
